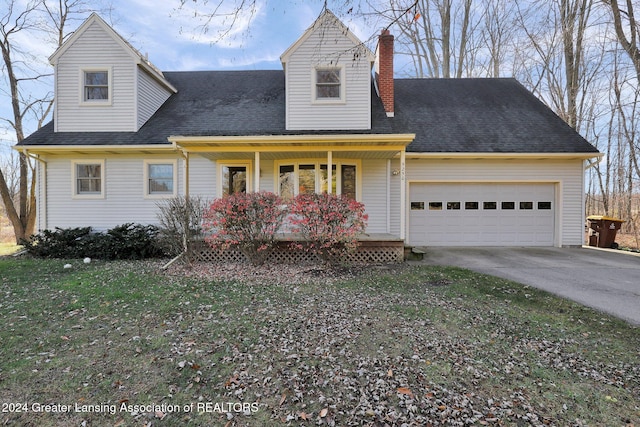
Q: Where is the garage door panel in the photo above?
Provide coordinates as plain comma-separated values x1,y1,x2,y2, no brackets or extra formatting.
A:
409,183,555,246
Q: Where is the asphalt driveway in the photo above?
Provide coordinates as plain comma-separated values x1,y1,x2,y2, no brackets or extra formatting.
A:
418,247,640,325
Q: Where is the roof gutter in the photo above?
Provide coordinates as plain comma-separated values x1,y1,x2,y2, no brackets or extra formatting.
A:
13,144,177,155
403,152,604,160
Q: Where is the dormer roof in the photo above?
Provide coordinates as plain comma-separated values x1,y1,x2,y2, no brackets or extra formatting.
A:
49,13,177,94
279,9,375,66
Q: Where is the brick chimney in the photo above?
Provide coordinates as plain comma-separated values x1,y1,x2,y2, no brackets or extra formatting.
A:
375,29,394,117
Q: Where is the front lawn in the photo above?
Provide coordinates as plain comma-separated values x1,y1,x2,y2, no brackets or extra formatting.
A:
0,258,638,426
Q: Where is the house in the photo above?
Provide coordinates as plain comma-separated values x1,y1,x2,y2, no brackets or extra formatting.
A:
16,10,601,250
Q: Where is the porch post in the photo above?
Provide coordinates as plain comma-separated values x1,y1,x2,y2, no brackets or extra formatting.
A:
327,150,333,194
184,151,190,198
400,149,406,240
254,151,260,192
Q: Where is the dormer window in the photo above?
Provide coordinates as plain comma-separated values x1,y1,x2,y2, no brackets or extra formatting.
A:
82,68,111,103
314,67,344,102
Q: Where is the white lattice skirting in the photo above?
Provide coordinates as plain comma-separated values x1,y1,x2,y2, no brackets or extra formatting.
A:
193,240,405,265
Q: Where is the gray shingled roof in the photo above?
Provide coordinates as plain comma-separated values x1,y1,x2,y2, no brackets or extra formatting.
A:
18,71,598,154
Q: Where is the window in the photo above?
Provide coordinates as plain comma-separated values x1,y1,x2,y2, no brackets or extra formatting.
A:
222,166,247,195
465,202,479,210
483,201,497,210
520,201,534,210
538,202,552,210
219,162,251,196
411,202,425,210
341,165,356,200
277,161,359,200
144,161,176,198
502,201,515,210
315,67,343,101
298,164,316,195
83,69,110,102
73,160,104,198
279,165,295,200
428,202,443,210
447,202,461,210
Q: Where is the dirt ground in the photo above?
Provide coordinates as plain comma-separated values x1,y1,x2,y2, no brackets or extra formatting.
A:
615,233,640,250
585,232,639,251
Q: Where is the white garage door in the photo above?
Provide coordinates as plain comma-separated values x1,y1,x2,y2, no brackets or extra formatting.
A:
409,183,555,246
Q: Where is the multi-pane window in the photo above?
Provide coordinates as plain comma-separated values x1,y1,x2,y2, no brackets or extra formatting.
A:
75,163,102,195
148,164,174,195
84,71,109,101
315,68,341,99
278,162,358,200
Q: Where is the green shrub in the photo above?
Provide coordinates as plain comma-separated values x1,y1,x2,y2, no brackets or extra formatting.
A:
21,227,92,258
21,223,164,260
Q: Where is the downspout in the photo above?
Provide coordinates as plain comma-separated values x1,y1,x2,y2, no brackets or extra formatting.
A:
386,159,391,234
399,149,406,240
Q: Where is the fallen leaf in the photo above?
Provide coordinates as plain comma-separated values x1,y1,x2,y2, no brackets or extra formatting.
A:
225,375,239,387
279,393,287,406
61,336,70,341
397,387,414,397
387,369,393,377
319,407,328,418
299,411,309,421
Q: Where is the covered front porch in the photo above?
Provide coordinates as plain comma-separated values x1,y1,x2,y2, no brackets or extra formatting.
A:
170,133,414,238
169,133,414,264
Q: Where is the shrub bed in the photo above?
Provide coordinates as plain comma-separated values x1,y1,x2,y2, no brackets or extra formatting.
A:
21,223,164,260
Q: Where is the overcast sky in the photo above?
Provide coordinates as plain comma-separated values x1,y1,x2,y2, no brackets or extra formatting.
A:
1,0,379,151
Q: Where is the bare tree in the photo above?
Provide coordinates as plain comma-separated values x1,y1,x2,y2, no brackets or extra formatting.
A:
479,0,519,77
0,0,43,243
0,0,95,243
369,0,480,78
604,0,640,80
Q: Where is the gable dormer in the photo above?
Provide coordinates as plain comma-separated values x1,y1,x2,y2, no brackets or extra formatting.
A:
280,9,375,131
49,13,176,133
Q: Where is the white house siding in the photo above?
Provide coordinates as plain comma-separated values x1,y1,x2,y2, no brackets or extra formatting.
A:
54,21,137,132
44,155,183,231
360,159,389,233
391,158,586,247
187,155,216,200
259,160,275,193
285,25,371,130
137,68,172,130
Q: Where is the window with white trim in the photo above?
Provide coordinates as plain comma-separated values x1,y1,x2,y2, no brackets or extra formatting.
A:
314,67,344,101
82,68,111,103
73,160,104,198
145,160,176,197
276,160,359,200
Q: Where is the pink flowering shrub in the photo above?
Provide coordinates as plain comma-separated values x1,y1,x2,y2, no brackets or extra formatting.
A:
203,192,287,265
289,193,368,265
